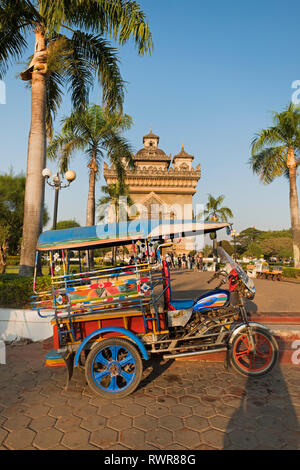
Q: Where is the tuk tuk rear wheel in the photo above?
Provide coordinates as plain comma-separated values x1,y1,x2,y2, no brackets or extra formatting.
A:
230,327,278,377
85,337,143,398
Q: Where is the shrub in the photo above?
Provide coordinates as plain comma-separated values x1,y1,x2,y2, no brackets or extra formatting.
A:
282,268,300,279
0,275,52,308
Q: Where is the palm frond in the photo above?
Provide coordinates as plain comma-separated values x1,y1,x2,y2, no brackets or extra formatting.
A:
0,0,34,78
249,146,287,184
67,31,125,112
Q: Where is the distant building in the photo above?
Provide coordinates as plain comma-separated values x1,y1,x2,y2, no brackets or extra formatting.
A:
104,129,201,254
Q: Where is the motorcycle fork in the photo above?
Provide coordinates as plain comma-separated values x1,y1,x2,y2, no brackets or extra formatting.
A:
239,301,255,352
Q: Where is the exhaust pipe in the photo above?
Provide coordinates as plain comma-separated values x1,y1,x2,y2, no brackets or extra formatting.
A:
163,347,227,360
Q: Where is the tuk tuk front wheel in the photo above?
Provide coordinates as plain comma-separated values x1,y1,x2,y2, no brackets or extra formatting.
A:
85,337,143,398
230,327,278,377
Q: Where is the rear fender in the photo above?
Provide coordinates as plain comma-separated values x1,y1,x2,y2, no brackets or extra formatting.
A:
74,327,149,367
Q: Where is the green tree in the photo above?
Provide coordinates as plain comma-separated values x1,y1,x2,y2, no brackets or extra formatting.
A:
48,105,134,228
250,103,300,267
0,0,153,276
199,194,233,261
259,237,293,259
98,182,134,263
55,219,80,230
244,242,263,259
0,172,48,273
203,194,234,223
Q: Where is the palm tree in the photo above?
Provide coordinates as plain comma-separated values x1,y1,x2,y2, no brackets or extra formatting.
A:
250,103,300,268
98,182,134,223
199,194,233,262
204,194,234,223
48,105,134,228
98,182,134,263
0,0,153,276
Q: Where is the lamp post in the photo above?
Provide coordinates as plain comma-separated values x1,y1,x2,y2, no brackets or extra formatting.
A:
42,169,76,230
231,229,240,261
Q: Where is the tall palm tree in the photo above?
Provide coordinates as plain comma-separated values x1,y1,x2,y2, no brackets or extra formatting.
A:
0,0,153,276
204,194,234,223
199,194,233,262
48,105,134,228
98,182,134,263
250,103,300,268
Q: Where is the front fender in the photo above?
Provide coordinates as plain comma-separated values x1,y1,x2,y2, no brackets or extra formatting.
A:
74,327,149,367
228,322,271,346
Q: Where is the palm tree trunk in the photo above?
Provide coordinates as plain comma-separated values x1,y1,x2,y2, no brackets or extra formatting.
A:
288,148,300,268
85,153,97,268
19,27,47,276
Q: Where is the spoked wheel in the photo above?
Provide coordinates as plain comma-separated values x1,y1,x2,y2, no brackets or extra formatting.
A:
230,327,278,376
85,337,143,398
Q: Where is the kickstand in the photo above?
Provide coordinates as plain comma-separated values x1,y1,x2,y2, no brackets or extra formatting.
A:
64,352,75,390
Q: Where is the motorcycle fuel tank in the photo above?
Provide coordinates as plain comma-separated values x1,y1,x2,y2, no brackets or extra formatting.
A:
193,289,230,313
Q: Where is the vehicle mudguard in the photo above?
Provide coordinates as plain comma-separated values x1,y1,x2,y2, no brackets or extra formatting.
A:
228,322,272,346
74,327,149,367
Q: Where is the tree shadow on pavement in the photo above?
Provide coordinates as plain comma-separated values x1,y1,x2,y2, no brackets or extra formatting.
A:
223,365,300,450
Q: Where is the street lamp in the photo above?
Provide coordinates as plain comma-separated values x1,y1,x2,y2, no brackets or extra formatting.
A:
231,229,240,261
42,169,76,230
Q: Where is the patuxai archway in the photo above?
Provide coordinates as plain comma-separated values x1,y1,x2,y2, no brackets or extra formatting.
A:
104,129,201,254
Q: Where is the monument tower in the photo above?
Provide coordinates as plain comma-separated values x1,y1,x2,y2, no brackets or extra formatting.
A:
104,129,201,254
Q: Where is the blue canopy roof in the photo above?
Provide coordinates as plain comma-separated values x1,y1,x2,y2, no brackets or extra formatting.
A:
37,219,230,251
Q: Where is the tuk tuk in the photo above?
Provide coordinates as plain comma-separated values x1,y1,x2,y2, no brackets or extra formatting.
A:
31,219,278,398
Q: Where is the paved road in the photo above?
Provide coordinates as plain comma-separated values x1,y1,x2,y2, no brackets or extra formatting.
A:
0,341,300,450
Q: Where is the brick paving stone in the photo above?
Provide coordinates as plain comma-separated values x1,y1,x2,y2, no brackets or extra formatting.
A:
98,403,121,418
119,427,146,449
193,403,216,418
55,414,82,432
80,415,106,432
61,428,91,449
159,415,183,431
201,429,226,450
185,415,209,432
90,427,118,449
209,415,234,432
24,404,50,419
29,415,56,432
107,414,132,431
0,428,8,447
3,415,31,431
156,395,178,406
5,428,36,450
33,427,63,450
48,405,74,418
134,414,158,431
227,429,258,450
174,428,201,448
146,404,169,418
170,404,192,418
121,403,144,417
179,395,201,407
146,427,173,448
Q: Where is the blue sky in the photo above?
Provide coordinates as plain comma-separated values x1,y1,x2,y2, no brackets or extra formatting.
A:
1,0,300,235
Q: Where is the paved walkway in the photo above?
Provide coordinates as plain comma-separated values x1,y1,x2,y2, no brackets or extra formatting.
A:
0,341,300,450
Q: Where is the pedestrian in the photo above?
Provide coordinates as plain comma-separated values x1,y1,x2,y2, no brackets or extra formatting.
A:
178,255,182,269
197,252,203,271
182,254,186,268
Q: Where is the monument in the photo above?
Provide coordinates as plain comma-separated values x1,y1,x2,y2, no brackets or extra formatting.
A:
104,129,201,254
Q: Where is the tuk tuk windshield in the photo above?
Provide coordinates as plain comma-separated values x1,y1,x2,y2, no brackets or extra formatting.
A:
217,247,255,295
